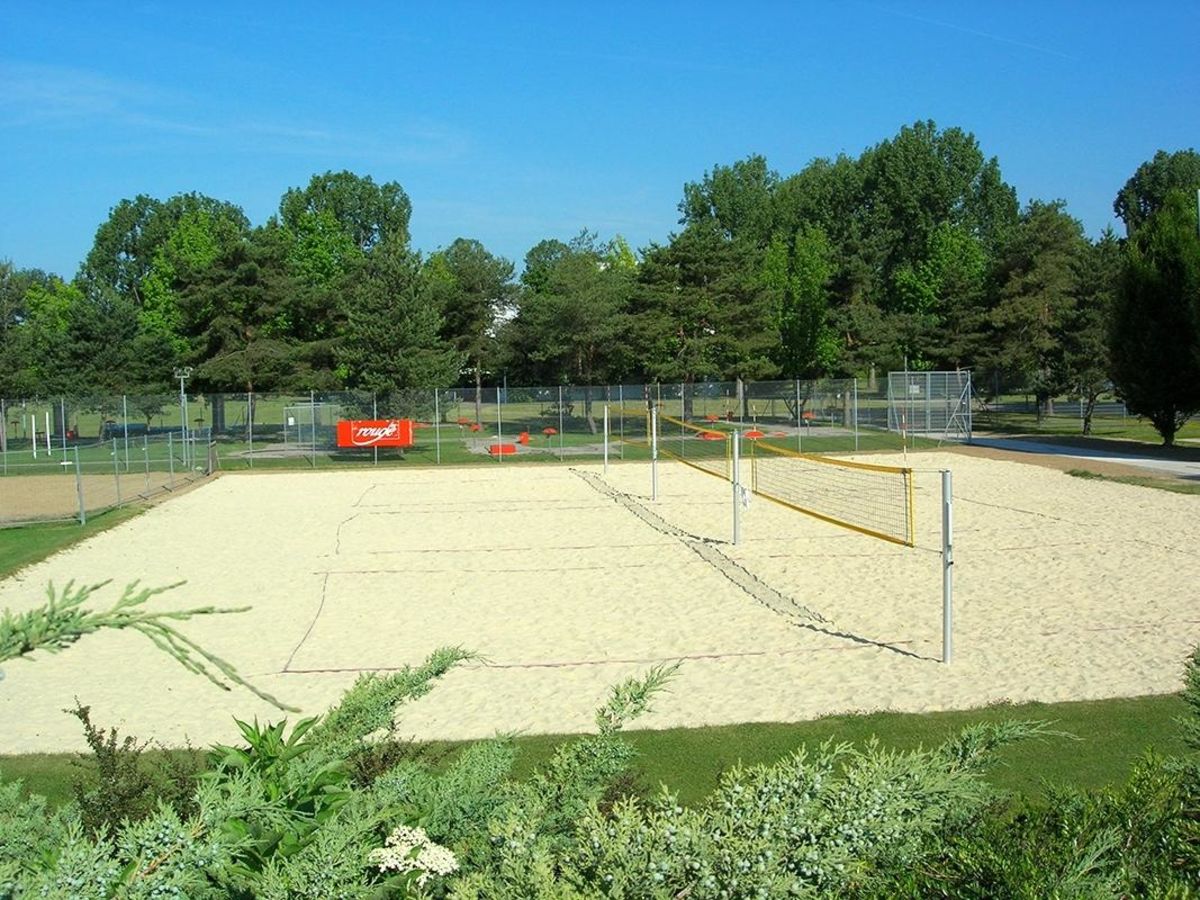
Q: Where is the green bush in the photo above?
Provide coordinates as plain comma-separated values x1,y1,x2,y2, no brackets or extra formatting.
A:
3,582,1200,897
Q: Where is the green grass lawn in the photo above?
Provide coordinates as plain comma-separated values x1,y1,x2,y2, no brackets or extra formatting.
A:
976,408,1200,448
0,506,144,577
2,693,1187,810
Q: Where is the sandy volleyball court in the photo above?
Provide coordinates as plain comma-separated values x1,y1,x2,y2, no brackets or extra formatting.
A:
1,452,1198,753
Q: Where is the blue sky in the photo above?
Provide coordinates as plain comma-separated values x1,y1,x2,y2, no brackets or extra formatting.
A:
1,1,1196,278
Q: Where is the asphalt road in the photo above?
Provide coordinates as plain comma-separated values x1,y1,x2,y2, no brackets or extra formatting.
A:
970,436,1200,480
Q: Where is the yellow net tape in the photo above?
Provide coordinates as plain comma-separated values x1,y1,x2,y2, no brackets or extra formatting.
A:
658,414,731,481
749,441,915,546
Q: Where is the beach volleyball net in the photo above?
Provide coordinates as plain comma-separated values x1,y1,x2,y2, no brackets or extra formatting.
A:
748,441,915,547
657,414,732,481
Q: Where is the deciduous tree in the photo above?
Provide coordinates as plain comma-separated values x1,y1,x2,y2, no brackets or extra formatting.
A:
1109,191,1200,445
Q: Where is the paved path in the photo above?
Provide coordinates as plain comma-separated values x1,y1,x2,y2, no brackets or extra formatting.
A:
971,437,1200,480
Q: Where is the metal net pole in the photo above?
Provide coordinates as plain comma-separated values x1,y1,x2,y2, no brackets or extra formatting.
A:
434,388,441,464
603,404,609,475
942,469,954,664
731,430,741,545
650,405,659,501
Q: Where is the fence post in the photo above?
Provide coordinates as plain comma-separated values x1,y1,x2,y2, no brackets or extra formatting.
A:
434,388,441,465
618,384,625,460
373,393,379,467
310,390,317,468
558,385,565,461
853,379,859,451
168,432,175,487
248,392,254,469
75,446,86,525
795,378,802,453
496,387,503,463
143,434,150,493
123,394,130,471
112,438,121,507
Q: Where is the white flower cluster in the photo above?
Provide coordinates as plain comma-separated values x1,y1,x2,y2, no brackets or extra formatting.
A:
368,824,459,886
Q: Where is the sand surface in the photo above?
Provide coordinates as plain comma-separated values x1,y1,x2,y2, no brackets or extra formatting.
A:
2,452,1198,753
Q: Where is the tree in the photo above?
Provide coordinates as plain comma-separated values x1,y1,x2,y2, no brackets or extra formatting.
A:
679,155,778,246
762,225,837,379
988,201,1087,420
1109,190,1200,445
279,170,412,253
1113,149,1200,236
178,225,308,393
1066,228,1122,434
504,233,634,430
337,241,462,396
79,194,249,305
428,239,515,422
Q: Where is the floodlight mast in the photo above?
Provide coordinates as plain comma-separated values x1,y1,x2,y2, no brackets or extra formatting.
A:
173,367,193,468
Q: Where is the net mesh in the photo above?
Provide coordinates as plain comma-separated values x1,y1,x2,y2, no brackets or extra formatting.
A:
658,414,731,481
749,441,914,546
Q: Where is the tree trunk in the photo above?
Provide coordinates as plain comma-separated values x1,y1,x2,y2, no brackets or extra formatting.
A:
211,394,226,435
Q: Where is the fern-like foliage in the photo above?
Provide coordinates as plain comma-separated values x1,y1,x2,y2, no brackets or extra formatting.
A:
0,580,295,710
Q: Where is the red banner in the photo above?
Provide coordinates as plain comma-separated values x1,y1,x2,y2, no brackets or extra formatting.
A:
336,419,414,448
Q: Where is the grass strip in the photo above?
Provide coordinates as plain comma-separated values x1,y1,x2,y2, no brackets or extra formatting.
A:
5,693,1184,809
0,506,145,579
1066,468,1200,495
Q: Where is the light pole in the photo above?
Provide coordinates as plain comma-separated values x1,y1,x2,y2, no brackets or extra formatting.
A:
173,367,193,468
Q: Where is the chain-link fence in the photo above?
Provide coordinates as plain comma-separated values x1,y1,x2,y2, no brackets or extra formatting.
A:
1,375,980,526
0,431,214,527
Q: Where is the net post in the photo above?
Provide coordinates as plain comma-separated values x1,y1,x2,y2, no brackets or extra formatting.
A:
942,468,954,664
650,404,659,501
310,390,317,469
558,385,565,460
732,430,741,545
373,393,378,467
143,434,149,493
497,385,503,463
168,431,175,487
31,414,37,459
75,445,86,525
122,394,130,471
45,411,51,456
603,404,609,475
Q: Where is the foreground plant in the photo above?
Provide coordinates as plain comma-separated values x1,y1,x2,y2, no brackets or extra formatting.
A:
0,579,295,710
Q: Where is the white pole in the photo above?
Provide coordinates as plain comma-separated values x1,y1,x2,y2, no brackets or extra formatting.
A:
942,469,954,664
497,387,503,462
60,398,67,455
731,430,741,545
45,411,51,455
310,390,316,468
558,385,565,460
603,404,609,475
31,414,37,459
434,389,441,465
650,405,659,501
